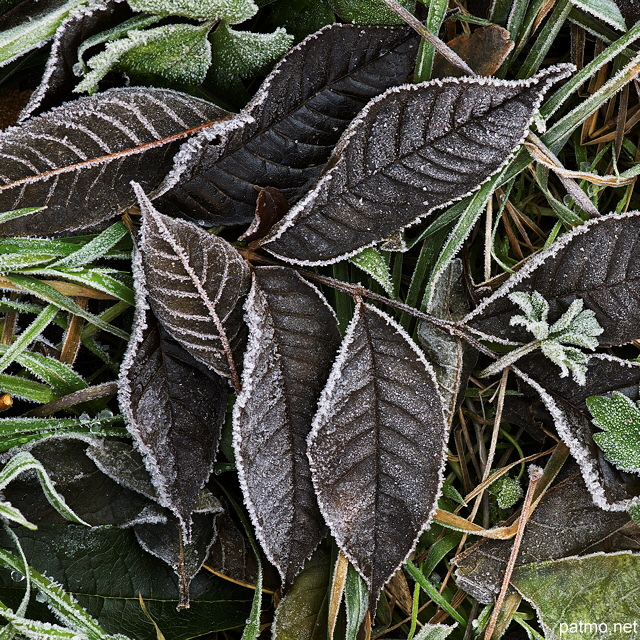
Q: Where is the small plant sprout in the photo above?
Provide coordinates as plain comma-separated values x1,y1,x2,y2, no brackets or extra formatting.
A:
479,291,604,385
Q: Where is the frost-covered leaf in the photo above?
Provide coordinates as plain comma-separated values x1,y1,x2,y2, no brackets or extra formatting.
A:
512,353,640,510
135,185,250,382
119,265,228,536
233,267,340,584
616,0,640,23
0,88,228,237
432,25,513,79
265,0,335,42
208,23,293,86
588,393,640,474
0,525,252,639
135,512,222,609
127,0,258,22
349,248,394,297
467,211,640,348
331,0,416,24
418,260,476,425
271,548,331,640
155,24,419,226
512,552,640,639
19,0,134,121
454,464,640,604
75,23,213,94
0,0,86,69
307,302,447,605
571,0,627,30
2,439,167,528
413,624,457,640
262,66,571,266
487,474,523,509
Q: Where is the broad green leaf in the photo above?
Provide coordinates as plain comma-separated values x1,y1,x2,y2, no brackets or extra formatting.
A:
349,248,394,296
512,552,640,639
0,526,252,640
76,23,213,95
0,0,87,68
272,548,331,640
589,392,640,473
331,0,415,24
571,0,627,30
209,22,293,83
265,0,335,42
127,0,258,22
454,466,638,603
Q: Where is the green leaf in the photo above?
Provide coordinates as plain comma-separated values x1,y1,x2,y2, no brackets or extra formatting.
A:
349,248,394,296
0,526,252,640
512,552,640,639
0,0,87,68
49,222,129,269
571,0,627,30
272,548,331,640
265,0,335,42
209,22,294,84
76,23,213,94
487,474,523,509
330,0,416,24
0,208,46,225
344,564,367,640
588,392,640,473
413,624,457,640
127,0,258,22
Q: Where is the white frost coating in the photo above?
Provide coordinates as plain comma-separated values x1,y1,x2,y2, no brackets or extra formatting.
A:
512,357,640,512
307,302,448,596
571,0,627,31
464,210,640,345
261,64,576,267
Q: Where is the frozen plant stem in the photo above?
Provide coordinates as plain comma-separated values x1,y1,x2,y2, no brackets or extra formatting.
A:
377,0,477,76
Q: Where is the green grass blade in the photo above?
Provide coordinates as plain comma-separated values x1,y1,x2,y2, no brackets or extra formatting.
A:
540,21,640,118
404,560,467,627
0,305,59,375
0,502,37,530
0,208,45,225
0,548,109,640
0,452,90,526
422,170,504,310
543,51,640,152
0,374,57,404
516,0,572,79
414,0,448,81
5,275,129,340
344,564,367,640
49,222,129,269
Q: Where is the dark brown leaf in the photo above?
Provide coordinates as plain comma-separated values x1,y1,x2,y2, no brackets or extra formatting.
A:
0,87,228,236
233,266,340,584
154,24,420,226
261,66,571,265
466,211,640,348
307,302,447,606
135,185,251,384
238,187,290,244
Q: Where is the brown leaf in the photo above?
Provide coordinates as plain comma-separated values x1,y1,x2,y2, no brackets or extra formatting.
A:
432,25,514,79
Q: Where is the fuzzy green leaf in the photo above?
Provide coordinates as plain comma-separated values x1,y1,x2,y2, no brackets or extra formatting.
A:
76,23,212,94
331,0,415,24
349,248,394,296
127,0,258,22
588,392,640,473
209,22,293,83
